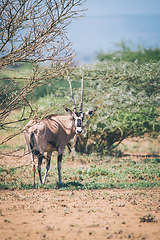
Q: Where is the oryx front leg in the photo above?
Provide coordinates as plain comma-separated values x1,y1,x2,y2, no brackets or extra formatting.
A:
57,148,64,185
58,154,62,184
71,134,77,161
42,152,52,184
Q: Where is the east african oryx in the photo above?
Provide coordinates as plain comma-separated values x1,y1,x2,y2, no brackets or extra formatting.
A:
23,72,95,187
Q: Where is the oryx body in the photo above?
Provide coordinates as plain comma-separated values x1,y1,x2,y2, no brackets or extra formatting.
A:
24,114,75,186
24,72,95,186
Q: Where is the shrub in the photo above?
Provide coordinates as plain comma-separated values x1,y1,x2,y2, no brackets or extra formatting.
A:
35,60,160,153
72,61,160,153
96,41,160,64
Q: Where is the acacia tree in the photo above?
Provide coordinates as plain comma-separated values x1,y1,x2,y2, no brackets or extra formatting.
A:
0,0,85,142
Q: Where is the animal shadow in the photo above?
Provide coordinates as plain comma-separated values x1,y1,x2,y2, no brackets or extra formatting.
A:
57,181,84,189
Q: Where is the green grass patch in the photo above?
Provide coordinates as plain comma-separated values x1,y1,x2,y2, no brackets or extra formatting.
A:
0,143,25,151
0,144,10,150
0,158,159,190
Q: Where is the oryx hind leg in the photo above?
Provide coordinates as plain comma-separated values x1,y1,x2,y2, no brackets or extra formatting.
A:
23,131,36,187
42,151,52,184
30,149,36,188
37,156,43,184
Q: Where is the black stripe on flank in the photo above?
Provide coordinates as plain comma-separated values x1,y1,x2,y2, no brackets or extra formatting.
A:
48,141,58,150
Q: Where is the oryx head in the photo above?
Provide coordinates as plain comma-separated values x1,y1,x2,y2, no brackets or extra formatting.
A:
64,71,95,134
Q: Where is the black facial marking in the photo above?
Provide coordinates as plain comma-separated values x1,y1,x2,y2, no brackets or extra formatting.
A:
77,119,81,127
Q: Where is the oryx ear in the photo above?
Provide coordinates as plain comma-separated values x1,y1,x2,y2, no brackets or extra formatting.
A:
85,110,95,117
64,106,74,116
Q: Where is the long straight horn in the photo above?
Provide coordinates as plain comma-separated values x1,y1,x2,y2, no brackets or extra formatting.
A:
66,70,77,113
79,72,84,113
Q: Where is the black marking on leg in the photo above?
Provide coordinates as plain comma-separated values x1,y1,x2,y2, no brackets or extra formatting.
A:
58,154,62,163
46,158,51,171
67,142,71,153
58,154,63,184
37,157,43,184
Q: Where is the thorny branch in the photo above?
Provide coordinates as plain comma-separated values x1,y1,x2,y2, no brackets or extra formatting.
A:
0,0,86,155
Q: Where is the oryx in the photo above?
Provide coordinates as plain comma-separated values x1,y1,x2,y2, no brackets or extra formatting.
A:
23,72,95,187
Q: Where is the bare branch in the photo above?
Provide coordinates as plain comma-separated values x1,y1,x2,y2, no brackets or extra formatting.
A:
0,0,86,67
0,0,86,147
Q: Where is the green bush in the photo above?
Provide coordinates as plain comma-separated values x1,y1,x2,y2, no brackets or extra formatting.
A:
96,41,160,64
0,63,33,108
82,61,160,153
35,60,160,153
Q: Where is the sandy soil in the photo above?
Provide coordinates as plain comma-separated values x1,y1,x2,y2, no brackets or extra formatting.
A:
0,187,160,240
0,134,160,239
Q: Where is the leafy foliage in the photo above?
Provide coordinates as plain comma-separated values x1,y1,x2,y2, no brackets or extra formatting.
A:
1,60,159,153
35,60,160,153
80,60,160,153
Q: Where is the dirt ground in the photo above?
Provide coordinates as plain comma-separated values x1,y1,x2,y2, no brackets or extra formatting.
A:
0,135,160,240
0,187,160,240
